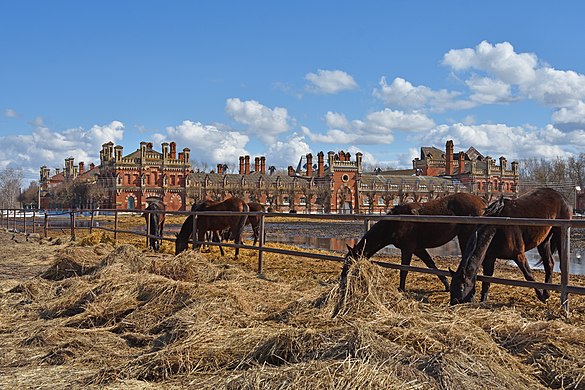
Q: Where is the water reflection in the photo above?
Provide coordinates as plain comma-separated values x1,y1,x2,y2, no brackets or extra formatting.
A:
270,234,585,276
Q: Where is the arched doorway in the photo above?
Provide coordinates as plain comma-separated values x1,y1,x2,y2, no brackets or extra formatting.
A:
127,196,135,209
337,186,353,214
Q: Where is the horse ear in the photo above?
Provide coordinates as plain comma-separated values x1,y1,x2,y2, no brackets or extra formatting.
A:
448,267,455,276
175,232,179,238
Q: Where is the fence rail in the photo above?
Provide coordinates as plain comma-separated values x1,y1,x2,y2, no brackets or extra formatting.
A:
2,207,585,313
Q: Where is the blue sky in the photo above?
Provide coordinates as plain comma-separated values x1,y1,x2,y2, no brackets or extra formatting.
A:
2,1,585,184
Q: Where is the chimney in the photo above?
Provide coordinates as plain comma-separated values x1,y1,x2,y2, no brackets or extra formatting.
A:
499,156,507,174
306,153,313,176
356,152,362,174
162,142,169,161
254,157,260,173
90,163,95,170
79,161,84,174
458,152,465,174
170,142,176,159
217,164,223,174
178,152,184,161
115,145,123,162
445,140,454,175
239,156,245,174
183,147,190,162
287,166,295,176
244,155,250,175
317,151,324,177
260,156,266,175
328,151,335,173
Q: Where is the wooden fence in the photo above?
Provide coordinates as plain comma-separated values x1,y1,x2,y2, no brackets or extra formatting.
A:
2,208,585,313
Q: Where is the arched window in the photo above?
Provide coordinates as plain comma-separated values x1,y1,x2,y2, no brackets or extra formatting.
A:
127,196,135,209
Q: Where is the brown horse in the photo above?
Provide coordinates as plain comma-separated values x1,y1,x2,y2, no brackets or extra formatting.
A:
449,187,572,304
175,197,249,256
342,193,486,292
222,202,265,245
143,199,165,252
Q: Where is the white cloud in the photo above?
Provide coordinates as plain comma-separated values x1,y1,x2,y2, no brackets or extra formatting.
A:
324,111,351,130
418,122,576,161
265,133,311,167
552,101,585,125
443,41,538,85
303,108,434,145
305,69,358,94
466,76,513,104
0,121,125,182
4,108,17,118
164,120,249,166
443,40,585,109
225,98,292,144
373,77,471,111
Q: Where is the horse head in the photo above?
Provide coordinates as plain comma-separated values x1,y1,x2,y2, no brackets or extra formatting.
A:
449,224,497,305
449,266,477,305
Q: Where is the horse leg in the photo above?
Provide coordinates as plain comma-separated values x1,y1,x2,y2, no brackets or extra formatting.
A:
253,223,259,246
537,239,554,301
514,252,547,302
399,251,414,292
480,254,496,302
413,249,450,291
212,231,225,256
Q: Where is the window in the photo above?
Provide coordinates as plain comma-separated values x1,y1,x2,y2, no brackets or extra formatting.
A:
282,196,289,205
127,196,135,209
299,197,306,205
362,197,370,206
378,197,385,206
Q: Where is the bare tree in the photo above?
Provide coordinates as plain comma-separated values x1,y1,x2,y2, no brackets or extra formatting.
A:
0,168,23,208
19,181,39,208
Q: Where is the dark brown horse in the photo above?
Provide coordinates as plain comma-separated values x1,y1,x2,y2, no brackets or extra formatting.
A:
175,197,249,256
143,199,165,252
449,187,572,304
342,193,486,292
222,202,265,245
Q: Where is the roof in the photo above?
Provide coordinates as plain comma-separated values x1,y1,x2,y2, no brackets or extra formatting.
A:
420,146,444,160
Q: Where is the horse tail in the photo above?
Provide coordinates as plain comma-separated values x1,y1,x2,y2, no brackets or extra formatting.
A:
233,202,249,244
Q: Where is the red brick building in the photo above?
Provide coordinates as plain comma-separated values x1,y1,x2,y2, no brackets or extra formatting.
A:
98,141,192,211
413,140,519,201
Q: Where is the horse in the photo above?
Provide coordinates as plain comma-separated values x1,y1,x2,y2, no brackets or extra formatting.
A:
449,187,572,305
341,193,486,293
221,202,265,245
143,199,166,252
175,197,249,257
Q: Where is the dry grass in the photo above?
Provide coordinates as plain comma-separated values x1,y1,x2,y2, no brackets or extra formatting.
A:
1,230,585,389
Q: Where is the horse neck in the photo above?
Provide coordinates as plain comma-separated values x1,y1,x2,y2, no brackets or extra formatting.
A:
178,215,194,239
356,221,393,258
459,224,497,276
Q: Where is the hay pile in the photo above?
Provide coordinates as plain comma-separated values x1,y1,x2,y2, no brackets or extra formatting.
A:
1,239,585,389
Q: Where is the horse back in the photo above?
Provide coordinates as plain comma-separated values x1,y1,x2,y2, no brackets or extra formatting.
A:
491,188,571,256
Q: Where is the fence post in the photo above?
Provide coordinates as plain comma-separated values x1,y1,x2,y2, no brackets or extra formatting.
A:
22,209,27,234
44,211,48,238
13,209,17,232
32,210,36,234
191,214,198,250
70,211,76,241
364,218,371,234
145,210,151,249
114,210,118,243
560,222,571,313
258,213,265,275
89,210,94,234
